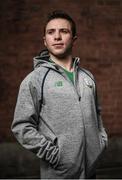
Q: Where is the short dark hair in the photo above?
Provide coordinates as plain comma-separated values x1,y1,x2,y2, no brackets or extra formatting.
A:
44,10,76,37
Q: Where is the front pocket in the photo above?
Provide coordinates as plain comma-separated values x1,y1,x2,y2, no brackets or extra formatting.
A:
56,133,84,173
39,114,58,145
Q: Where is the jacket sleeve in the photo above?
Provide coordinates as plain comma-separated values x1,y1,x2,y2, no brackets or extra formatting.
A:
95,86,108,149
11,76,59,168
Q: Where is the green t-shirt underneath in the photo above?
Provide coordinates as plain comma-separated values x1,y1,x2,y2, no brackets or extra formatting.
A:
63,68,74,84
49,58,74,84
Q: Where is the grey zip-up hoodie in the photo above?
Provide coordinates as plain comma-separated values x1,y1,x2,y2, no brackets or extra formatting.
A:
11,49,108,179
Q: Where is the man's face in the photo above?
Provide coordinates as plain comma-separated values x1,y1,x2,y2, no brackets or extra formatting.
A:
43,18,77,58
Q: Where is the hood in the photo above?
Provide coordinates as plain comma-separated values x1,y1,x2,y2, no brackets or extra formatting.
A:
33,49,52,69
33,49,80,71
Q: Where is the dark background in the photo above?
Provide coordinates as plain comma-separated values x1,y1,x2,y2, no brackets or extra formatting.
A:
0,0,122,178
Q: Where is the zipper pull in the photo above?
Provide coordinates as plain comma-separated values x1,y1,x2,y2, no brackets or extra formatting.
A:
79,96,81,101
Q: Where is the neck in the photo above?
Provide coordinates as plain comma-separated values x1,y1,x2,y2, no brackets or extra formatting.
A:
49,54,74,72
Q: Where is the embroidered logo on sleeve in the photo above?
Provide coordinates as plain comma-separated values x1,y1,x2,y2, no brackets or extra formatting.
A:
84,78,93,88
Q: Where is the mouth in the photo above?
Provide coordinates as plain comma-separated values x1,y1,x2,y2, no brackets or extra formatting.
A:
53,43,64,46
52,43,64,50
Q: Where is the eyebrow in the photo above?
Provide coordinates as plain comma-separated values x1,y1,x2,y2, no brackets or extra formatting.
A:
46,29,55,32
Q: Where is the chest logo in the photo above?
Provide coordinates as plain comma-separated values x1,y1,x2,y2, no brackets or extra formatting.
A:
55,81,63,87
84,78,93,88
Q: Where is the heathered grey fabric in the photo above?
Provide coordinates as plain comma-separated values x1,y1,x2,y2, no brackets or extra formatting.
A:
11,50,108,179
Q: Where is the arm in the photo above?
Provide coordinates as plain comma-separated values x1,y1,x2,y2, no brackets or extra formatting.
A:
95,85,108,148
11,75,59,168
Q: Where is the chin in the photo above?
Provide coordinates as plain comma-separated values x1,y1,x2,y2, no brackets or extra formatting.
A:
52,49,71,58
53,52,67,59
51,50,65,57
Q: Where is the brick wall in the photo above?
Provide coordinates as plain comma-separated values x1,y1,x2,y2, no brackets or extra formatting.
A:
0,0,122,141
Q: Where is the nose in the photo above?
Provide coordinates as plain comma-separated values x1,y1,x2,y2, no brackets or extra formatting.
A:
54,31,61,40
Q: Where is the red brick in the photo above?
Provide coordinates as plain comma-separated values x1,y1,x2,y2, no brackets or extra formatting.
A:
0,0,122,141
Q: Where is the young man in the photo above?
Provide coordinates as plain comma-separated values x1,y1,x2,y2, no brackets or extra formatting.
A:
11,10,108,179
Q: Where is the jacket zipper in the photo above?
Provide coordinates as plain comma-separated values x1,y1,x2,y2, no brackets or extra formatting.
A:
73,66,81,101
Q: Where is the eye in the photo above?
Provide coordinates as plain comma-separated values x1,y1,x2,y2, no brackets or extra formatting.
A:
61,29,69,33
46,30,54,35
47,31,53,34
60,29,70,34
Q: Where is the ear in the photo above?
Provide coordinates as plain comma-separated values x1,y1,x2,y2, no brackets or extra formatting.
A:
73,35,77,42
43,36,47,47
72,35,77,46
